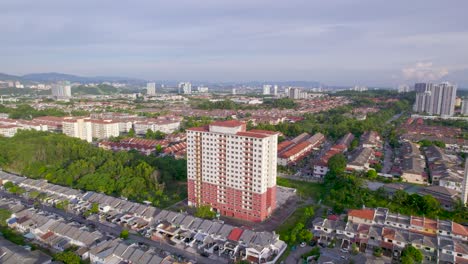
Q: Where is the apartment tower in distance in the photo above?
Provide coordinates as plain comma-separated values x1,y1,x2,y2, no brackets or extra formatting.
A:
461,98,468,116
52,81,72,99
462,158,468,206
187,120,278,222
262,84,272,95
146,82,156,95
413,82,457,117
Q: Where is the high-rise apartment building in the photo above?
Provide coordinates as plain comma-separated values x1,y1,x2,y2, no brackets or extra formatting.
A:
263,84,271,95
461,98,468,116
413,82,457,116
187,120,278,222
197,86,209,93
273,85,278,96
462,158,468,206
178,82,192,94
146,82,156,95
288,87,307,99
52,81,72,98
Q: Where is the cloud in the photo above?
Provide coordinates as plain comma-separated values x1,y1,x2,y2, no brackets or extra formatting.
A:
401,62,449,81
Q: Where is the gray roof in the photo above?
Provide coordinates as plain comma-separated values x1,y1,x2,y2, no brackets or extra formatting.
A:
239,229,255,244
0,237,52,264
207,222,223,235
198,219,213,233
216,224,234,238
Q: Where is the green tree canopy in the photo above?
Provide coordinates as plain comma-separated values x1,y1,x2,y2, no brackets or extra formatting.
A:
328,154,347,175
53,251,81,264
401,245,423,263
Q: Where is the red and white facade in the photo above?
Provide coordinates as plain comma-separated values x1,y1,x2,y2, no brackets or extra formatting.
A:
187,120,278,222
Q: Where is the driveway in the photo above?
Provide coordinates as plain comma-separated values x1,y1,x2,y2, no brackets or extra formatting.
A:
285,245,313,264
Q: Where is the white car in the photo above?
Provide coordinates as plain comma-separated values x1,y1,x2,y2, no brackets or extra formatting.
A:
300,242,307,248
340,248,349,253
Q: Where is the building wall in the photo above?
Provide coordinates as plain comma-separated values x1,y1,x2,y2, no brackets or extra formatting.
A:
187,127,277,222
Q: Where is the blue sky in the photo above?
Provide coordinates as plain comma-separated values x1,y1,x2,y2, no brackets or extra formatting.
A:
1,0,467,86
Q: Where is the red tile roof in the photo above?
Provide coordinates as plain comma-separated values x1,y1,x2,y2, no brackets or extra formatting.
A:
236,131,270,138
40,231,55,240
279,141,312,158
249,129,278,135
227,227,244,241
277,141,294,152
348,209,375,221
452,222,468,237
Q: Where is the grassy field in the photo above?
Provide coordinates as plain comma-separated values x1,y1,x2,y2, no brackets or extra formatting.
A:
276,177,323,200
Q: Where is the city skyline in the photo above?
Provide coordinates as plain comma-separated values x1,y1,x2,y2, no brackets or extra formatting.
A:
1,0,468,86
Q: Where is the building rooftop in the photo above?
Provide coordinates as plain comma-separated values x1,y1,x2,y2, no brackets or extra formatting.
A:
348,209,375,221
210,120,245,127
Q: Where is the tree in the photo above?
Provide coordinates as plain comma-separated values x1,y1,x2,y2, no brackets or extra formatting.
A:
90,202,99,214
373,247,383,257
195,205,216,219
298,228,313,242
328,154,347,175
53,251,81,264
401,255,415,264
401,245,423,263
128,128,135,137
303,207,315,218
421,195,441,217
155,144,163,153
349,139,359,151
367,170,378,180
3,181,14,190
0,209,11,226
55,200,70,211
120,229,129,239
351,243,359,255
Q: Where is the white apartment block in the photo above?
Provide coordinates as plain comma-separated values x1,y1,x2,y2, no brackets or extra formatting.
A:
461,98,468,116
0,125,19,137
414,82,457,117
134,119,181,134
187,120,278,222
179,82,192,94
62,118,93,142
263,84,272,95
462,159,468,206
52,82,72,98
147,82,156,95
62,118,119,142
90,120,120,140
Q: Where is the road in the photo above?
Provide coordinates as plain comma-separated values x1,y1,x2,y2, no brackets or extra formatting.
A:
382,142,393,174
0,190,222,264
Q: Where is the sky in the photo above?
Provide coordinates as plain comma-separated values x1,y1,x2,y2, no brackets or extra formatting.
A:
1,0,467,87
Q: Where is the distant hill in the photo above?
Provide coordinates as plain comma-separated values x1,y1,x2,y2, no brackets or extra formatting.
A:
0,72,145,85
0,73,21,80
72,84,119,95
22,72,87,82
21,72,144,83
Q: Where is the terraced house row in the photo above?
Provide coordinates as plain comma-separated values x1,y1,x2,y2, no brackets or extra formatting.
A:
313,208,468,263
0,170,286,263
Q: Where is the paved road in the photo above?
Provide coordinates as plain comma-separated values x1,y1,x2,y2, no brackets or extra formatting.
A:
0,190,222,264
382,142,393,174
285,245,312,264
